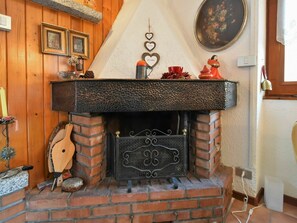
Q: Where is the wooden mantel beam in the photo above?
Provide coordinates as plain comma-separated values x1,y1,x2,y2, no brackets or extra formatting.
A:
31,0,102,23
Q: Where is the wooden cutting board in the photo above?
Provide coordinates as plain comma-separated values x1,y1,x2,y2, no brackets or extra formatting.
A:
48,129,73,173
51,124,75,174
48,129,65,173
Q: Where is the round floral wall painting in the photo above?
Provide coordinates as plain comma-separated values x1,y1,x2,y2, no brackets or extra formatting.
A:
195,0,247,51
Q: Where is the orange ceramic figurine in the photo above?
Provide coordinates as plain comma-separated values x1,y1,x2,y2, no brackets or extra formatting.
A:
199,65,214,79
207,55,224,79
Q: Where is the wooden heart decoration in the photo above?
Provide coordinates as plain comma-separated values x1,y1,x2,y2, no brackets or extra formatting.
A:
142,52,160,68
144,41,156,52
145,32,154,40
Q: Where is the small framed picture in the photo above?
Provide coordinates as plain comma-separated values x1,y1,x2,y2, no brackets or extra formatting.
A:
41,23,68,56
69,30,89,59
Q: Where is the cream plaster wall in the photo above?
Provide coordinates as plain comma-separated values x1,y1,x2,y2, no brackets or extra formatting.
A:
89,0,297,198
260,100,297,198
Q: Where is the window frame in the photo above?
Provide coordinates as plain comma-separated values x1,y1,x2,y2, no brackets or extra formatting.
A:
266,0,297,99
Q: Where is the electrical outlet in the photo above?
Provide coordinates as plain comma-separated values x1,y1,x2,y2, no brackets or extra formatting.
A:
235,167,252,180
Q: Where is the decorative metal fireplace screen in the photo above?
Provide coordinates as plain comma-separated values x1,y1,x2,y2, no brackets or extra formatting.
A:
113,129,187,181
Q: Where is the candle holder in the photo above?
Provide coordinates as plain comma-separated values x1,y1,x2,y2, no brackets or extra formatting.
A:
0,116,16,170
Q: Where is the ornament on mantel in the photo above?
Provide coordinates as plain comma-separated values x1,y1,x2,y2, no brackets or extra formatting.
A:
141,19,160,76
199,55,224,80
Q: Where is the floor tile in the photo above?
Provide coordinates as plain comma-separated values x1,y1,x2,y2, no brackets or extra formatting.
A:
226,198,297,223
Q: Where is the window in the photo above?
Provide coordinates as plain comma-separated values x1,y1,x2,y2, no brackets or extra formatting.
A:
266,0,297,99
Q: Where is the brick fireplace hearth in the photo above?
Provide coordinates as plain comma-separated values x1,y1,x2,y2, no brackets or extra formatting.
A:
25,110,233,223
21,79,236,222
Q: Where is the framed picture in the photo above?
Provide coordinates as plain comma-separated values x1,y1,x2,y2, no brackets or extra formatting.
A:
194,0,248,51
69,30,89,59
41,23,68,56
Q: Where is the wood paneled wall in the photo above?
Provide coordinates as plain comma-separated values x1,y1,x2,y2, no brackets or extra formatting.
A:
0,0,123,187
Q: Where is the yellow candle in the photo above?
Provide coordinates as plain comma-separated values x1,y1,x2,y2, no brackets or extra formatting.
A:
0,87,8,117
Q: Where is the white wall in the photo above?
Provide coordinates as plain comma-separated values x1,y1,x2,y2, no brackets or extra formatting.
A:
90,0,297,198
260,100,297,198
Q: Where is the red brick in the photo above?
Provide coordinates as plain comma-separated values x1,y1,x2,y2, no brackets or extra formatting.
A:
196,158,211,169
75,143,82,152
195,139,214,151
81,144,105,157
210,217,223,223
88,175,103,185
28,198,68,210
170,200,198,209
195,122,215,132
26,211,49,221
196,131,210,141
74,161,102,177
196,111,220,124
150,189,185,200
154,212,177,222
93,204,130,217
5,213,26,223
182,219,209,223
177,210,191,220
200,198,223,207
51,208,90,219
116,215,132,223
71,114,104,126
215,135,221,145
0,202,25,221
191,209,213,218
214,207,223,217
132,214,153,223
76,217,115,223
132,201,168,213
1,189,25,206
196,149,210,160
73,133,104,147
73,124,82,134
81,125,105,136
76,153,104,167
187,188,221,198
215,119,221,128
196,168,211,179
70,194,109,207
209,128,220,142
111,192,148,203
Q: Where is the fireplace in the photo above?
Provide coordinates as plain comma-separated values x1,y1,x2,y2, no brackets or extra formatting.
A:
50,79,236,182
24,79,238,222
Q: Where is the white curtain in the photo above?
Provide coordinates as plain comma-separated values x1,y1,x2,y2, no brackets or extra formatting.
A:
277,0,297,45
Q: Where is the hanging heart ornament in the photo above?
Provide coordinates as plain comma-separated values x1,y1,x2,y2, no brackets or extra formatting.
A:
144,41,156,52
142,52,160,68
145,32,154,40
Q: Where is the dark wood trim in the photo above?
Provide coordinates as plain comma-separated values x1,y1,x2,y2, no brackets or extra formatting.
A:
284,195,297,206
232,188,264,206
263,95,297,100
266,0,297,97
233,188,297,207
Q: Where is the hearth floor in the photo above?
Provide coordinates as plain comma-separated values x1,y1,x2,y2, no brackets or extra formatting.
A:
26,166,232,222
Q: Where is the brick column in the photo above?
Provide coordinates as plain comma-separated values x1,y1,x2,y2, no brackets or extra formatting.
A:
190,110,222,178
0,189,26,223
70,113,106,185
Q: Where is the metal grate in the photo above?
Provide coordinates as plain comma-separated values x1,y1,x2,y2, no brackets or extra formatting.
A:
113,129,187,181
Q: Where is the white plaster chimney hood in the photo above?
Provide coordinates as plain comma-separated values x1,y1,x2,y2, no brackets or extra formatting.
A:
89,0,201,79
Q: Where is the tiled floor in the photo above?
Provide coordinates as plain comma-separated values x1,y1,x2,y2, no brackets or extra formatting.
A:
226,198,297,223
